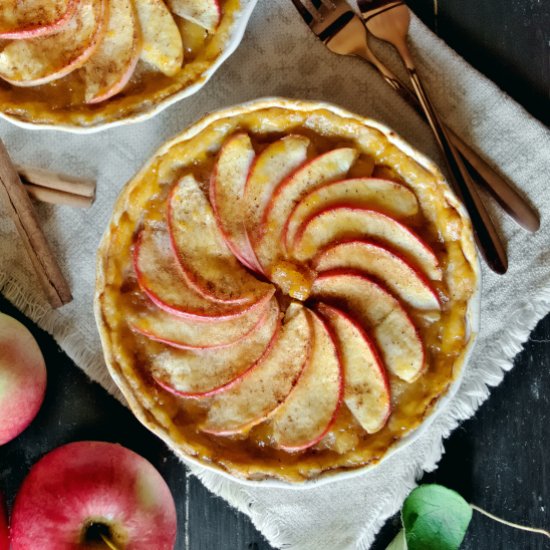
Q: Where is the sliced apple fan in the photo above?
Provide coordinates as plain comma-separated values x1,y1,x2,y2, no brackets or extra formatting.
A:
132,134,444,446
0,0,220,100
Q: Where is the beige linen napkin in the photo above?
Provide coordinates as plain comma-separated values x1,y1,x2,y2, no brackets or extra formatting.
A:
1,1,549,548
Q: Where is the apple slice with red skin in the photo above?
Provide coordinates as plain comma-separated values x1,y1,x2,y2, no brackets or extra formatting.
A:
314,240,440,311
0,492,8,550
135,0,183,77
312,270,425,382
244,135,310,247
129,292,274,351
0,0,78,40
169,175,272,304
293,206,442,281
209,133,262,272
150,298,281,397
83,0,141,104
166,0,220,32
0,0,106,87
316,303,391,433
270,309,343,452
0,313,46,446
10,441,177,550
284,177,419,251
255,148,358,272
201,304,311,435
134,224,274,322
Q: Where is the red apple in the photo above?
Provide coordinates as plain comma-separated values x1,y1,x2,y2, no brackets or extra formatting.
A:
0,313,46,446
0,0,77,40
292,205,442,280
255,148,358,272
201,303,311,435
270,309,343,452
169,174,271,304
10,441,177,550
0,492,8,550
0,0,107,87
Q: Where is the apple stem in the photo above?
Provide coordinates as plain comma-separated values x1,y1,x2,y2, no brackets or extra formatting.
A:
100,533,121,550
471,504,550,539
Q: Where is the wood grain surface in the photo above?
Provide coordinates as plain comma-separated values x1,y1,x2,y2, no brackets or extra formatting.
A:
0,0,548,548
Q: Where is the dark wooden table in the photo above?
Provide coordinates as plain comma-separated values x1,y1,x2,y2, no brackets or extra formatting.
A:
1,1,548,548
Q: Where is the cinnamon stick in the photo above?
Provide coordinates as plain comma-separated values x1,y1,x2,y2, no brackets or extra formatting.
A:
23,182,93,208
0,139,72,308
17,165,95,208
16,165,95,199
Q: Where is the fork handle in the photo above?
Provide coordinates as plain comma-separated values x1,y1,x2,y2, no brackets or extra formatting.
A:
446,131,539,232
406,66,508,273
375,65,539,233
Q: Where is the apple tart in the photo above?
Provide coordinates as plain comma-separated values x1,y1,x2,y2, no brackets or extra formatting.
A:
95,99,479,483
0,0,248,129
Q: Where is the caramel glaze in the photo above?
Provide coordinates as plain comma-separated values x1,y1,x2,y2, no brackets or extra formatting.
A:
97,105,478,482
0,0,237,128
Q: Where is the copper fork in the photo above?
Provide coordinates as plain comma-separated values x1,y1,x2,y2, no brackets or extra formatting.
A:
358,0,508,273
289,0,539,234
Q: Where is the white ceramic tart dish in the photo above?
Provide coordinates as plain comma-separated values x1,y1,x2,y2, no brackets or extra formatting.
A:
0,0,257,132
95,98,480,485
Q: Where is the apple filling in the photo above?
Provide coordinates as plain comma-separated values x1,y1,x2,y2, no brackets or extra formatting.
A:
0,0,237,127
270,261,315,301
96,102,478,482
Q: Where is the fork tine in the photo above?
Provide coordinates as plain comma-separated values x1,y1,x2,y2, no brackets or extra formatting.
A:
291,0,361,46
357,0,404,22
318,10,355,42
357,0,400,10
289,0,315,25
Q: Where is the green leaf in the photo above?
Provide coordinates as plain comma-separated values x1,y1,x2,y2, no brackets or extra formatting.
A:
386,529,407,550
402,484,472,550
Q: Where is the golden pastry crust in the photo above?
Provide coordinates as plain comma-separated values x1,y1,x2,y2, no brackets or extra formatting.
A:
0,0,248,130
95,99,479,484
